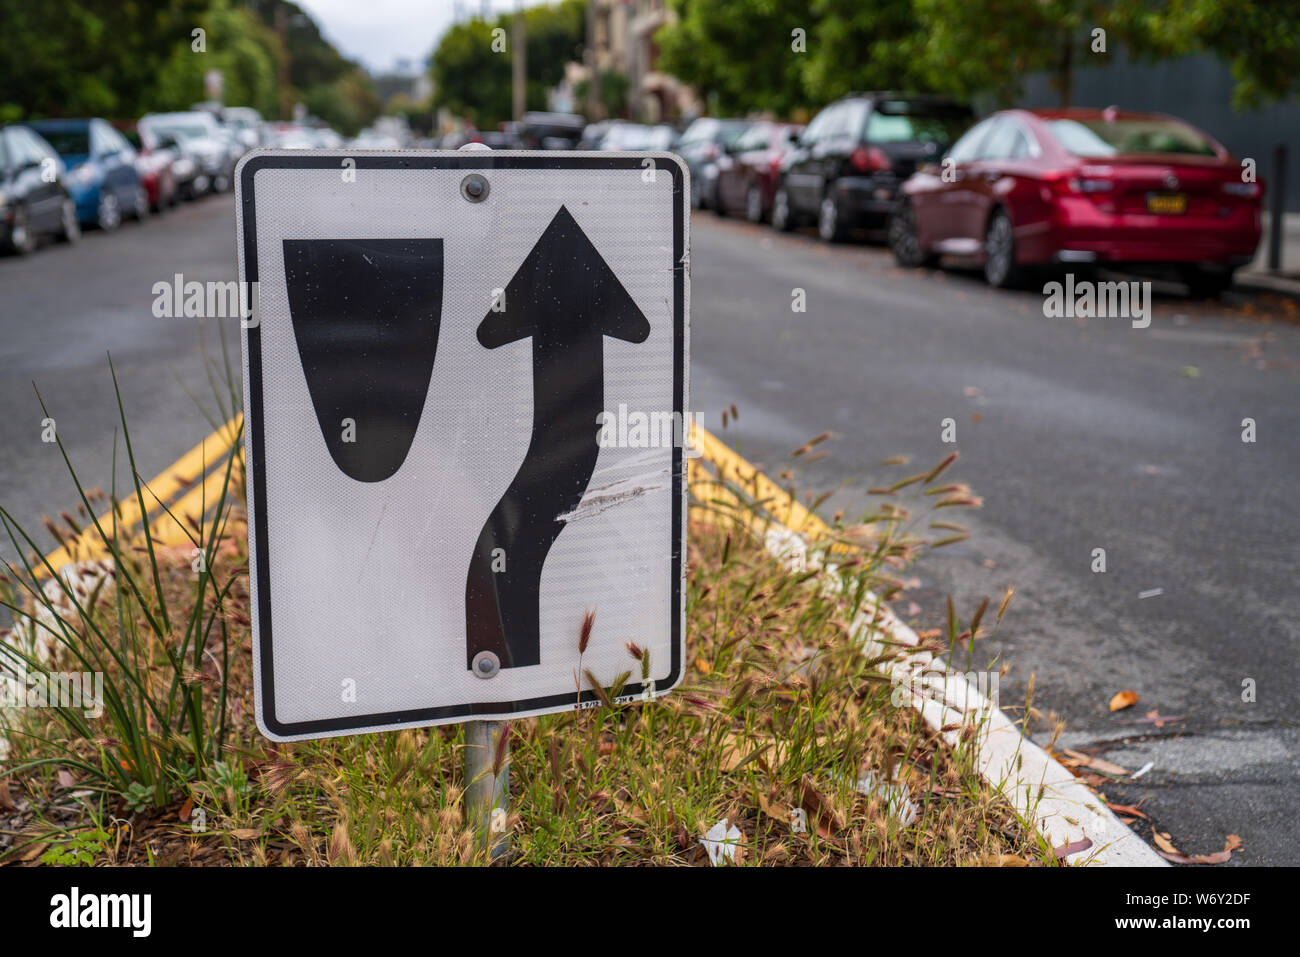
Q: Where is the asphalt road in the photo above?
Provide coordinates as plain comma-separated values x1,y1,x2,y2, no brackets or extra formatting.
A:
689,213,1299,866
1,192,1295,864
0,195,240,565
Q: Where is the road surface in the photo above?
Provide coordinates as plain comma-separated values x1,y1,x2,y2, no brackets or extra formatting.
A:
1,193,1295,863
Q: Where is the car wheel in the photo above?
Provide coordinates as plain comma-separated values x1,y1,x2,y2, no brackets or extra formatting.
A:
133,187,150,222
771,186,795,232
745,185,765,224
888,199,933,268
983,209,1020,288
57,197,81,244
690,176,703,210
97,192,121,232
818,194,848,243
1182,266,1235,299
213,172,231,193
712,182,727,217
5,204,37,255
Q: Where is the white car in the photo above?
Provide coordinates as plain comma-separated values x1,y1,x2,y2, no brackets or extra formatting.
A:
139,112,236,195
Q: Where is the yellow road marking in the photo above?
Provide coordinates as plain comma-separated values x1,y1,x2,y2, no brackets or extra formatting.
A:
36,414,242,575
690,424,833,538
37,415,831,574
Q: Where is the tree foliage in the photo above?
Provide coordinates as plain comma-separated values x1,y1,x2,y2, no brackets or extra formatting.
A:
430,0,585,128
654,0,1300,117
0,0,378,134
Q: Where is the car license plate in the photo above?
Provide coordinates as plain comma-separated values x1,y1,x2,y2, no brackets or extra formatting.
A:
1147,192,1187,215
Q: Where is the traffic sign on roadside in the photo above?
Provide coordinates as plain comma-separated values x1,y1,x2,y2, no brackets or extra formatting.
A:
236,150,689,741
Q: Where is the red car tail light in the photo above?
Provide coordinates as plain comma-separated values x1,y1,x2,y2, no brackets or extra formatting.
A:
850,146,890,173
1045,169,1113,196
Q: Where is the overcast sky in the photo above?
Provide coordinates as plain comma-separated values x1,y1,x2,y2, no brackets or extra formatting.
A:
296,0,552,75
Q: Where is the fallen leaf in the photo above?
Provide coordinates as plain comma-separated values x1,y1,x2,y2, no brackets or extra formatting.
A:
800,774,845,837
1054,836,1093,859
178,797,194,823
1156,834,1242,865
1062,747,1130,777
757,792,789,824
230,828,260,841
56,769,75,789
1106,802,1149,820
986,853,1030,867
1153,831,1180,855
1109,690,1139,712
0,777,16,812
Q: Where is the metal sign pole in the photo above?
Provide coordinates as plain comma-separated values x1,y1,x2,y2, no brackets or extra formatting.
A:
464,719,509,860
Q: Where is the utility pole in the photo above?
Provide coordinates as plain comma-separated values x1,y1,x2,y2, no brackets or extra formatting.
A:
275,4,291,122
512,2,527,121
585,0,598,118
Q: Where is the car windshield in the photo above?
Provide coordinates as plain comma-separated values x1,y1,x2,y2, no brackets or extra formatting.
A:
148,121,213,141
867,104,972,144
717,122,749,147
733,123,774,151
32,127,89,155
1049,118,1218,157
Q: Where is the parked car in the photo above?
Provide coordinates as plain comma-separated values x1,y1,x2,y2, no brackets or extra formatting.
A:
674,117,751,209
25,118,147,230
576,121,613,150
122,127,179,212
772,93,973,241
711,120,803,222
0,124,79,253
518,111,585,149
596,122,678,151
139,111,236,195
221,106,266,149
889,107,1264,294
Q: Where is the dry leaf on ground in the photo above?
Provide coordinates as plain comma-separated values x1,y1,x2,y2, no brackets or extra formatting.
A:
1109,690,1139,712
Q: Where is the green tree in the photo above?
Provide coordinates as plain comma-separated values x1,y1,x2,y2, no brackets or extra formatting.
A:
154,0,280,116
1117,0,1300,109
801,0,930,104
430,0,586,128
913,0,1300,108
652,0,1300,118
657,0,810,116
0,0,207,119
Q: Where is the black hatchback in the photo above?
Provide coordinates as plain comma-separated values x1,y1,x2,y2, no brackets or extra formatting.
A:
772,93,973,242
1,125,79,255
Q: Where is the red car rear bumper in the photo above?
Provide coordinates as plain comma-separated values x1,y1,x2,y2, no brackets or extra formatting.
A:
1034,199,1261,267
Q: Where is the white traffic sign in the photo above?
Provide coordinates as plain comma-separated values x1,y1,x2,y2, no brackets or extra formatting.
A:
236,150,689,740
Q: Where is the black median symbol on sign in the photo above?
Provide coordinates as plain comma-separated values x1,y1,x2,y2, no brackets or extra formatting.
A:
466,206,650,670
283,238,444,482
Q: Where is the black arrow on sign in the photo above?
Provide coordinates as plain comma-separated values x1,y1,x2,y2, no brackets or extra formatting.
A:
465,206,650,670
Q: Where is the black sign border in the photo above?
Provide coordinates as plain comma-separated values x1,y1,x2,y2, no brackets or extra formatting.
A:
238,152,686,738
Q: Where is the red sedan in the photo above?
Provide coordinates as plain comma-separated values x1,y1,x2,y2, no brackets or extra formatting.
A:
889,107,1263,296
712,121,803,223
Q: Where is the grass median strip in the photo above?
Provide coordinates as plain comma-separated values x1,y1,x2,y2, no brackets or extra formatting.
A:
2,407,1044,865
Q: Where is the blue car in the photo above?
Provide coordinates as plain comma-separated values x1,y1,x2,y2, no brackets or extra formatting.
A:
25,118,147,231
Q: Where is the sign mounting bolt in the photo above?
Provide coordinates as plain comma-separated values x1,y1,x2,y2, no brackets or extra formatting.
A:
472,650,500,678
461,173,490,203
